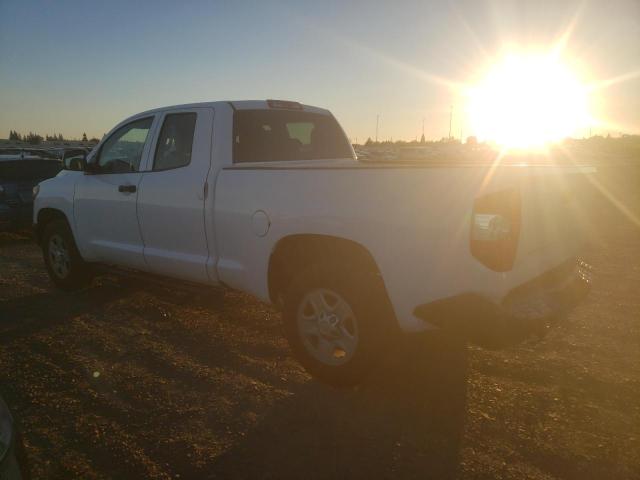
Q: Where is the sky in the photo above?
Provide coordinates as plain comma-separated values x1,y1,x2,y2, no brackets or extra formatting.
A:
1,0,639,142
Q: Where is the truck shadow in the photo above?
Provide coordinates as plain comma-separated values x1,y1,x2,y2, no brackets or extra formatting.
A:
212,332,469,480
0,285,136,344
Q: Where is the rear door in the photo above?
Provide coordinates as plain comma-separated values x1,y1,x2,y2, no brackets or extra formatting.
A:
136,108,214,283
74,116,156,269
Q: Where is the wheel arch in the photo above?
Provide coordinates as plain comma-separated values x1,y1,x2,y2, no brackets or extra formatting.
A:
267,234,391,309
36,208,71,245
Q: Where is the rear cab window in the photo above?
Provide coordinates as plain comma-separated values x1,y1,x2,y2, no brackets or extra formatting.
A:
233,109,354,163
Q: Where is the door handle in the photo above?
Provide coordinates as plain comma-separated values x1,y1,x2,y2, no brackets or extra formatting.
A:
118,184,137,193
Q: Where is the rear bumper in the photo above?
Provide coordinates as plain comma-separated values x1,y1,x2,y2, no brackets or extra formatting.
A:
413,258,591,347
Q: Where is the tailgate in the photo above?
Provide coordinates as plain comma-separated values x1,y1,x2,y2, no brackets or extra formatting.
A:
514,165,594,281
468,164,594,297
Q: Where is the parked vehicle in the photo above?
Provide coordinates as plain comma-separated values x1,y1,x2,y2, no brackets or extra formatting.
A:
0,149,59,161
33,100,591,385
1,158,62,232
0,395,29,480
0,149,24,161
46,147,93,161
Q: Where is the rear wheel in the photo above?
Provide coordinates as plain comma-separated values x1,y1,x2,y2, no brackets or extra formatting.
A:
283,263,392,386
42,219,91,291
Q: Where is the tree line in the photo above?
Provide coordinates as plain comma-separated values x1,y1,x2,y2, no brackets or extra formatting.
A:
361,136,478,146
8,130,98,144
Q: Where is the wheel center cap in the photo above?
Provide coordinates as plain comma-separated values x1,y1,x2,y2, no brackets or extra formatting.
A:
318,313,339,337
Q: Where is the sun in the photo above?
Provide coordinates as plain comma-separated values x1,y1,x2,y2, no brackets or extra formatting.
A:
466,53,590,149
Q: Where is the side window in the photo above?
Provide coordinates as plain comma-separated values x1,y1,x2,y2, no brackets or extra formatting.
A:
153,113,197,171
97,117,153,173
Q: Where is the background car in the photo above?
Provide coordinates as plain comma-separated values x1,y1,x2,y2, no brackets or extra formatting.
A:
0,156,62,232
0,149,59,161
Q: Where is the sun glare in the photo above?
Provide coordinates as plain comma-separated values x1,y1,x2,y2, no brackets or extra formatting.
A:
466,53,590,149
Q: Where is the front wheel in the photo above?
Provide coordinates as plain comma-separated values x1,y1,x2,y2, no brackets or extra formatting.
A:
282,264,392,386
42,219,92,291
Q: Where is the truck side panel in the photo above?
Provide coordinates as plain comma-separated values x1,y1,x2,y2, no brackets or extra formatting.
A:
213,163,591,332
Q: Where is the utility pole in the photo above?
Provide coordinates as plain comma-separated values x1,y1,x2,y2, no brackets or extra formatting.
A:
448,105,453,139
375,114,379,143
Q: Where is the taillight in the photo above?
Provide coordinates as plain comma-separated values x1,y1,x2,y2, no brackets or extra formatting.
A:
470,188,521,272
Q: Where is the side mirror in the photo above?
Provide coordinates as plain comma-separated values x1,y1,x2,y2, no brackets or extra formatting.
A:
62,150,87,171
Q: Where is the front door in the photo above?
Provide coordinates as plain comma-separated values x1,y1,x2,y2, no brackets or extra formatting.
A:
74,116,156,270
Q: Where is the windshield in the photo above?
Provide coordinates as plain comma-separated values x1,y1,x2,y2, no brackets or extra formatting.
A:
233,109,354,163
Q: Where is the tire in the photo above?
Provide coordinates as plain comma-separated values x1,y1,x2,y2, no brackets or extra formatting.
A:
13,429,31,480
282,262,393,387
42,219,92,291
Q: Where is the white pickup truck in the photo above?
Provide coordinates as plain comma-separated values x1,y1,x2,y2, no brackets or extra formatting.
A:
33,100,590,385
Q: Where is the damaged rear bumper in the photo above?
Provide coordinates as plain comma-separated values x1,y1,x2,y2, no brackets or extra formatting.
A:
413,258,592,347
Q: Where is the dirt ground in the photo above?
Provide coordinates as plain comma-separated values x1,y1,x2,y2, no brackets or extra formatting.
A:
1,165,638,479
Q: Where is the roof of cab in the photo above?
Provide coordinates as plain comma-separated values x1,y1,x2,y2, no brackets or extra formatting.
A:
132,100,331,118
